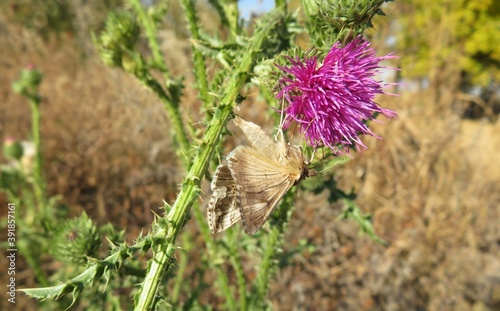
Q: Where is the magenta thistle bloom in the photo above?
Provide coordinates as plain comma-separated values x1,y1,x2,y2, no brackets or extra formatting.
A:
276,36,397,153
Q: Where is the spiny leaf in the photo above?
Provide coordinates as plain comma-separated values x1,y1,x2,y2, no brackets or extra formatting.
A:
21,263,99,301
20,242,134,303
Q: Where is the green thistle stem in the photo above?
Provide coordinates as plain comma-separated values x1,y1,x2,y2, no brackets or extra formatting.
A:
29,96,46,209
129,0,168,73
18,238,49,286
127,0,191,163
130,55,191,164
171,231,191,304
134,12,283,310
224,1,240,40
190,201,237,307
178,0,235,295
24,92,49,287
275,0,287,10
227,229,247,310
180,0,211,114
252,188,296,307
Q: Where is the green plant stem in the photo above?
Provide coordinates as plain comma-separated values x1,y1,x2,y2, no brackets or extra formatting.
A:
253,189,296,308
134,12,283,311
20,95,49,287
207,0,230,29
171,232,190,304
129,0,168,73
127,1,192,162
18,237,49,286
29,97,46,209
275,0,287,10
223,0,240,40
190,202,237,308
255,229,280,306
131,57,191,164
227,229,247,310
180,0,211,114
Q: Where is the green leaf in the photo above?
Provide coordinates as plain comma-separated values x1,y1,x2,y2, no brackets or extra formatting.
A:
21,263,98,303
339,199,387,245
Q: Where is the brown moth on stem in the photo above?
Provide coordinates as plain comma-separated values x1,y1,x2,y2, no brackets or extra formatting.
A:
208,116,309,235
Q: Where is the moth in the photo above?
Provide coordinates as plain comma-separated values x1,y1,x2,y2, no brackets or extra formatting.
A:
207,116,309,235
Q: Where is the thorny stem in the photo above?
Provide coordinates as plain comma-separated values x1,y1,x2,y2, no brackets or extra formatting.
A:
134,12,284,311
191,200,238,308
29,96,46,209
129,0,168,73
129,0,191,164
131,55,191,165
227,228,248,310
253,189,296,308
180,0,211,115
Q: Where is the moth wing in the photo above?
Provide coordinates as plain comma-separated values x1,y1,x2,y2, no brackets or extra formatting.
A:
233,116,286,159
228,147,298,235
208,165,241,233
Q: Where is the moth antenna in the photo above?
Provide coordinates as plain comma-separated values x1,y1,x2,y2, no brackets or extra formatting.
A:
302,116,317,139
288,130,295,144
295,116,318,151
278,96,286,130
307,147,317,165
275,124,285,143
275,97,288,144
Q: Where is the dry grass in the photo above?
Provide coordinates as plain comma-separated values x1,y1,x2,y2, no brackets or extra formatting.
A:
1,24,499,311
267,93,500,310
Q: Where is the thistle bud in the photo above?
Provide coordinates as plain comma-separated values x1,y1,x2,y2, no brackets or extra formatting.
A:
96,11,140,69
52,212,101,264
302,0,320,18
3,137,24,160
12,65,43,97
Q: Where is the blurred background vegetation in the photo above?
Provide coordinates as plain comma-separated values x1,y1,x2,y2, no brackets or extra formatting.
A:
1,0,499,310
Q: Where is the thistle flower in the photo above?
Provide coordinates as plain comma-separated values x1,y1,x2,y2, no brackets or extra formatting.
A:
276,36,397,153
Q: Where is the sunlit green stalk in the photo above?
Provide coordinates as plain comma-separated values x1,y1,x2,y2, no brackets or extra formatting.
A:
134,12,284,310
128,0,192,163
191,201,237,308
180,0,211,114
129,53,191,164
28,96,46,209
252,189,296,308
275,0,287,10
18,238,49,286
180,0,237,304
129,0,168,73
223,0,240,40
207,0,230,29
22,93,49,287
171,233,190,304
227,229,247,310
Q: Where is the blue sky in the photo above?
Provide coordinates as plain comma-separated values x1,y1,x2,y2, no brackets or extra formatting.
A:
238,0,274,20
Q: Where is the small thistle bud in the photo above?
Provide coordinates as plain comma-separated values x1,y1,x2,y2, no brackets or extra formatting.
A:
3,137,24,160
302,0,320,18
303,0,387,44
12,65,43,97
96,11,140,68
52,212,101,265
251,59,274,87
22,65,42,87
121,53,139,74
